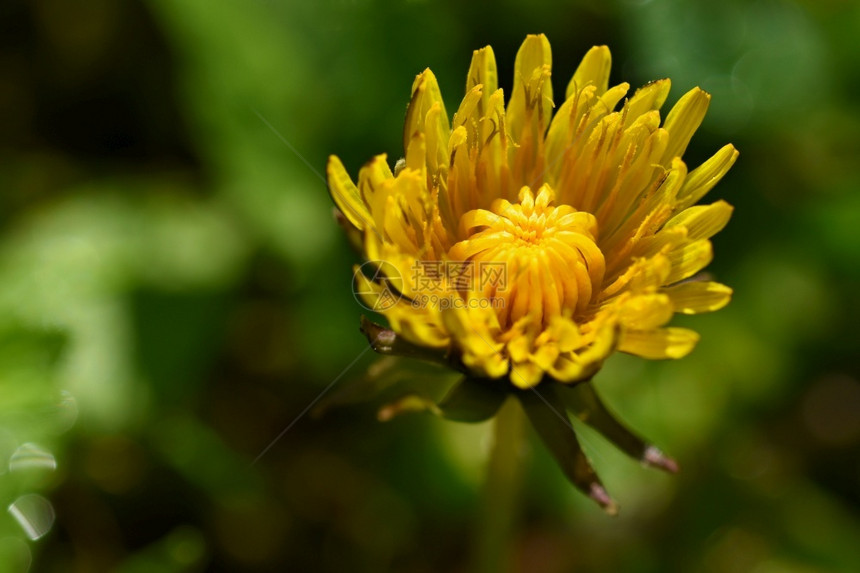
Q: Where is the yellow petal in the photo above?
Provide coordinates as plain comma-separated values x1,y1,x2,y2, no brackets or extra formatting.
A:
548,355,589,383
549,320,618,382
352,265,383,310
447,125,468,155
475,88,513,204
602,252,671,299
544,85,596,179
466,46,498,116
506,330,531,363
676,144,739,209
631,224,688,260
623,79,671,126
358,155,394,229
530,342,561,371
548,317,582,353
424,102,448,177
665,200,734,240
627,253,672,293
452,85,483,132
441,305,508,378
374,173,427,253
617,293,674,330
404,132,426,173
597,82,630,113
327,155,371,231
665,240,713,284
445,133,478,223
507,33,553,143
663,281,732,314
387,307,450,348
510,360,544,389
661,87,711,163
404,69,451,160
566,45,612,99
358,154,394,198
618,327,699,359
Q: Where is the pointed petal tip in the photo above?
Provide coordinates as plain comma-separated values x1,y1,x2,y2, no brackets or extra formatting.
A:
517,34,552,61
690,86,712,99
359,316,397,352
646,77,671,88
714,198,735,213
510,373,540,390
325,154,341,185
643,445,680,474
411,68,438,93
589,483,619,515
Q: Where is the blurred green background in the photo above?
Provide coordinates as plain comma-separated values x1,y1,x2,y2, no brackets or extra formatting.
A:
1,0,859,571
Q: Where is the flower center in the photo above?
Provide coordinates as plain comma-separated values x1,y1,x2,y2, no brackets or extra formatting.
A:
448,185,605,330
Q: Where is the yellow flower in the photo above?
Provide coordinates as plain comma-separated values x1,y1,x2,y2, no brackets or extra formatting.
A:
328,34,736,390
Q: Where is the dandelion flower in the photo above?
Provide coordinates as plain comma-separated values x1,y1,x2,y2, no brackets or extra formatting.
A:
327,34,736,511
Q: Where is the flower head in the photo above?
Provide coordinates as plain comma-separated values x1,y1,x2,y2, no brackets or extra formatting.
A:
327,35,738,512
329,34,736,389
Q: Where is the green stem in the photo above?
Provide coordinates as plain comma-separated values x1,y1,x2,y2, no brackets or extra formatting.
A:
472,396,527,573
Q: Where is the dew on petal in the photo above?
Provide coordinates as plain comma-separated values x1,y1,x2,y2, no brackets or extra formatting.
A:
8,495,55,541
9,443,57,473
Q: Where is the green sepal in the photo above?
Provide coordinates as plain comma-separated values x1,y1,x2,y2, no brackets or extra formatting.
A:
435,377,507,422
378,376,507,423
518,385,618,515
311,356,406,418
558,382,678,473
360,316,453,366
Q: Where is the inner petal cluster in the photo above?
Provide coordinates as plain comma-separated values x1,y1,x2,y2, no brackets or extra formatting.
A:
449,185,605,333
